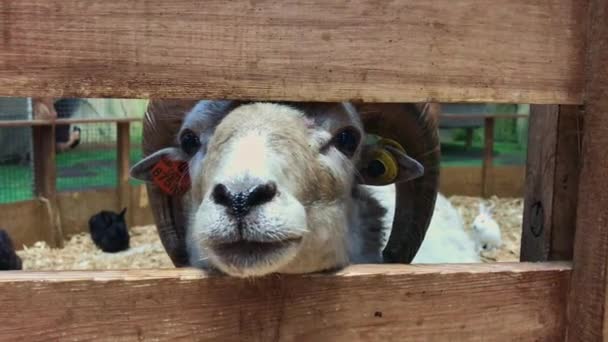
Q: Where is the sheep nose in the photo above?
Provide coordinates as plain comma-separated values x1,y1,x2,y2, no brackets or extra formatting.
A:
212,181,277,218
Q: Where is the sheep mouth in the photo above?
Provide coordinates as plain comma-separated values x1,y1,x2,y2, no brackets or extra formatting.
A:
210,238,301,266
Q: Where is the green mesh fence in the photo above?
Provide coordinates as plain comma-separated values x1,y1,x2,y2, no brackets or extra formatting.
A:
0,98,147,204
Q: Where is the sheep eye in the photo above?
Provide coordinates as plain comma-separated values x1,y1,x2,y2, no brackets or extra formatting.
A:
180,129,201,156
332,127,360,157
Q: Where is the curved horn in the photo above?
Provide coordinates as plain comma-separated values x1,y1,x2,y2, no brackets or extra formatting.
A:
356,103,441,263
142,99,198,267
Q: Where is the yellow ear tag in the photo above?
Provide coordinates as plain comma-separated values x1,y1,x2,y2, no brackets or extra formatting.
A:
364,135,407,183
367,148,399,183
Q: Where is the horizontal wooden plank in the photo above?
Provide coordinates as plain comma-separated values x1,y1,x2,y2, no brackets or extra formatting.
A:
0,0,586,104
56,185,154,238
0,199,53,248
0,263,570,341
0,117,142,128
0,113,526,128
0,114,529,128
440,114,529,120
1,185,154,248
440,166,525,198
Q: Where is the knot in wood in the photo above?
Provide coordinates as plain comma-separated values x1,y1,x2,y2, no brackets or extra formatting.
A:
530,201,544,237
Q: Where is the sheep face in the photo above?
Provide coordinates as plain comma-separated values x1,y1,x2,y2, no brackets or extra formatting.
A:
131,101,425,277
186,103,363,277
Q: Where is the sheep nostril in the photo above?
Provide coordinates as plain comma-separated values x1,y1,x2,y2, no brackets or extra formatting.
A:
212,184,232,208
212,184,249,218
212,182,276,218
247,182,277,207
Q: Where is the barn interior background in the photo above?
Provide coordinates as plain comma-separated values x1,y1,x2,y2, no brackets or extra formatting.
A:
0,97,529,269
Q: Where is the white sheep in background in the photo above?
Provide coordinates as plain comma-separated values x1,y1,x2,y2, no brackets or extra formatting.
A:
367,185,480,264
414,193,480,263
472,202,503,253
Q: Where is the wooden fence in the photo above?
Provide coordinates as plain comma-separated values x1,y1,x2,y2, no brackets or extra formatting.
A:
0,118,154,248
439,113,528,198
0,0,604,340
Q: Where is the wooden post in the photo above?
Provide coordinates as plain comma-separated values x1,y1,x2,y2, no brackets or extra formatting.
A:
520,105,582,262
32,125,63,248
481,117,494,198
33,126,56,197
116,122,132,226
566,0,608,340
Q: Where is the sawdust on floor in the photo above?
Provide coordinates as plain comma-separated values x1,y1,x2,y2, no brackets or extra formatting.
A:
16,196,523,270
17,225,174,270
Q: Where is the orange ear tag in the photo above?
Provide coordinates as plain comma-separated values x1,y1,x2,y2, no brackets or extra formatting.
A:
151,157,191,196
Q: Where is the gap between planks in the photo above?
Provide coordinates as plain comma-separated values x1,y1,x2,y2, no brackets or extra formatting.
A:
0,262,572,282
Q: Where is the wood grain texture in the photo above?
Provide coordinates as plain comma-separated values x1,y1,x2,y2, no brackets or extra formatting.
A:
129,183,154,227
31,125,64,248
0,117,142,128
32,126,56,199
1,185,154,248
56,186,154,238
440,114,529,120
439,166,525,198
566,0,608,340
116,122,132,226
0,200,53,248
481,117,495,198
521,105,581,262
0,0,586,103
0,263,571,341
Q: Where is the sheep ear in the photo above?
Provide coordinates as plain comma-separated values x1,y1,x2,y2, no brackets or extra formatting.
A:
357,144,424,186
486,203,495,215
385,145,424,183
131,147,193,196
479,202,487,214
130,147,187,182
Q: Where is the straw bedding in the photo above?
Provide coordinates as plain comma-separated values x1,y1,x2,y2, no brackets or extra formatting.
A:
17,196,523,270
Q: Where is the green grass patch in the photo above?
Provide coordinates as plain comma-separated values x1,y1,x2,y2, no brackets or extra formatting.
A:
0,163,33,203
440,141,526,167
0,146,145,204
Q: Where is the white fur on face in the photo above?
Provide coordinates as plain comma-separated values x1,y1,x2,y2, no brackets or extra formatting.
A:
213,133,274,185
191,130,308,277
193,190,307,277
187,103,358,277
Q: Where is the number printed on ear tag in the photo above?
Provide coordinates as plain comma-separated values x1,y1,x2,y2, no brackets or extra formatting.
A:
151,157,191,196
